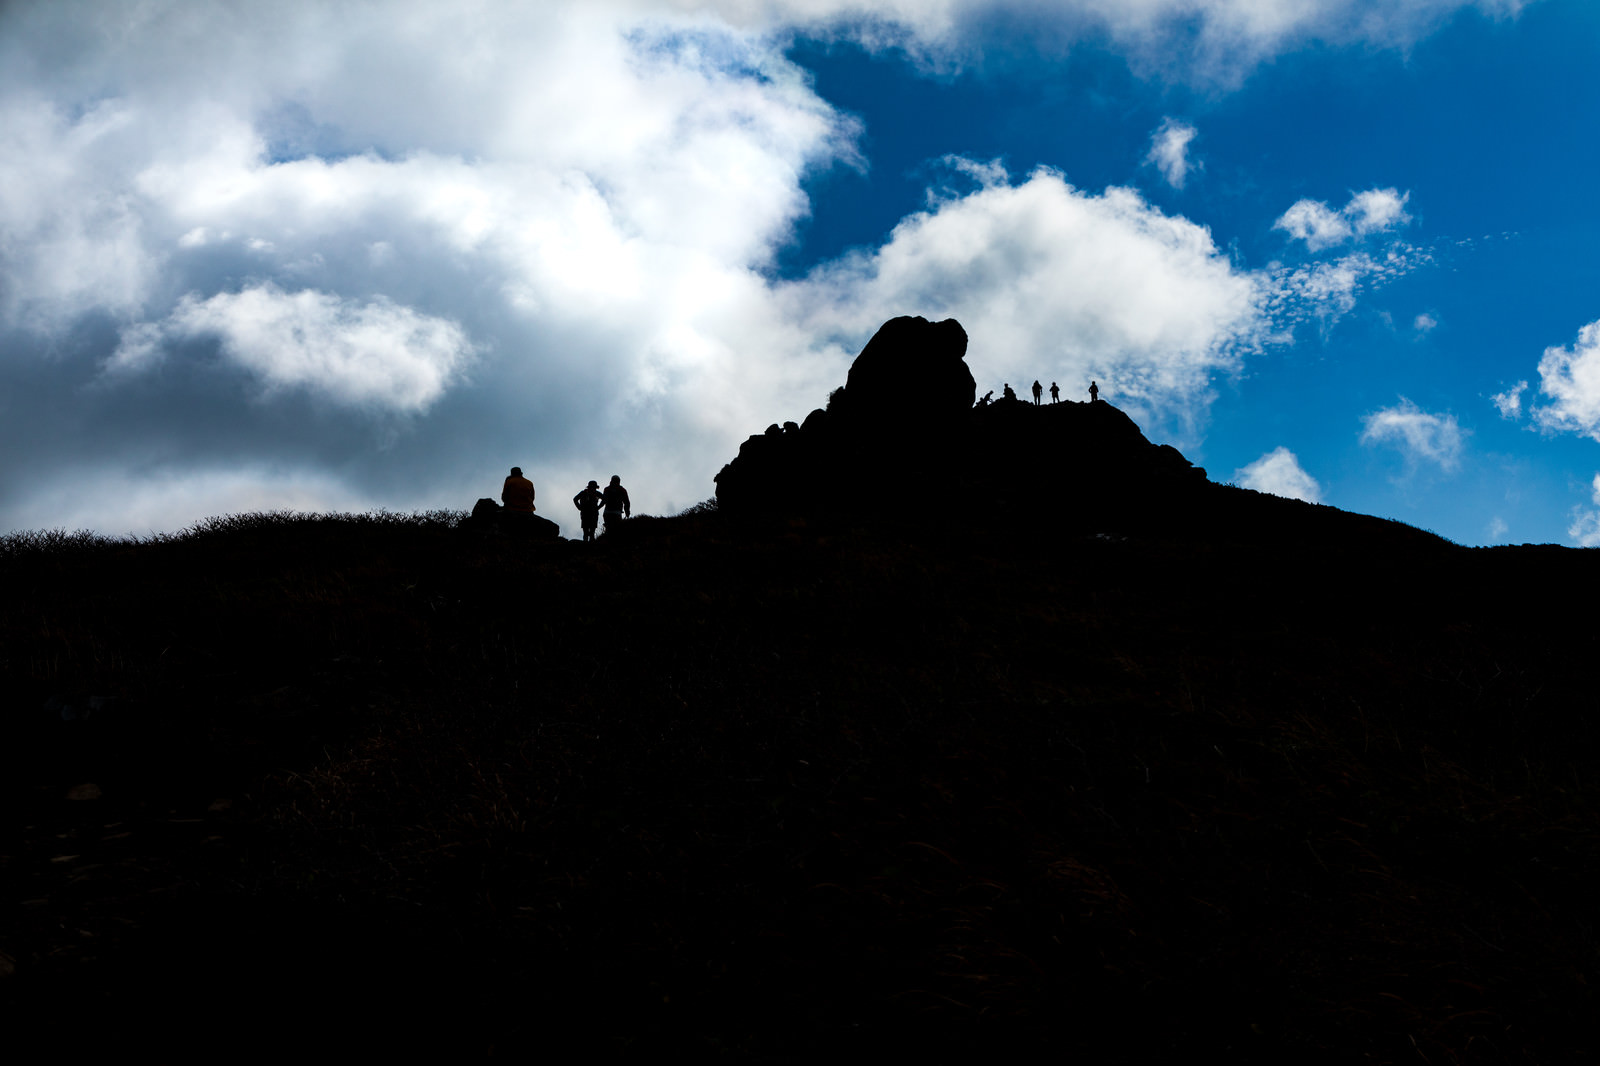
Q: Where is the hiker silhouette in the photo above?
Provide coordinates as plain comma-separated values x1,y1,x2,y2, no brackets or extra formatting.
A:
573,480,603,542
502,467,536,527
1089,381,1099,403
1049,382,1059,404
603,475,631,532
977,389,994,407
1032,380,1042,405
1003,383,1017,402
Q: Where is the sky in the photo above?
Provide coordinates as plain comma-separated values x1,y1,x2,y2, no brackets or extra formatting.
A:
3,0,1599,545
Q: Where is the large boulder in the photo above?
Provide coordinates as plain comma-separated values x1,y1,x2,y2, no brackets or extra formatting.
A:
834,316,974,430
467,498,560,539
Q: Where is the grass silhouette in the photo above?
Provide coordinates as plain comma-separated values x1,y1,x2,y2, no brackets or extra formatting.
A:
2,503,1597,1059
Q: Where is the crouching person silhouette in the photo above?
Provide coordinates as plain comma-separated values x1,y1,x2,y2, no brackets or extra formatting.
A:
603,475,631,533
573,480,604,542
502,467,536,529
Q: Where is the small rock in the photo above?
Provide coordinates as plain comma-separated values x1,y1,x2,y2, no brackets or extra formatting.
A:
66,783,102,801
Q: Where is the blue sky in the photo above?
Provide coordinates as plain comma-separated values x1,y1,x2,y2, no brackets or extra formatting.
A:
3,0,1598,544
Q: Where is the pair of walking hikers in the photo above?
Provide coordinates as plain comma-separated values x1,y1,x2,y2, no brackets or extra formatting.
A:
572,475,630,542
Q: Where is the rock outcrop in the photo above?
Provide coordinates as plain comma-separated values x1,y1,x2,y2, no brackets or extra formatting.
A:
468,498,560,539
714,315,1207,530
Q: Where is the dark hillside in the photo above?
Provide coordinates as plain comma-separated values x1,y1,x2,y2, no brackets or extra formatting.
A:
3,505,1597,1061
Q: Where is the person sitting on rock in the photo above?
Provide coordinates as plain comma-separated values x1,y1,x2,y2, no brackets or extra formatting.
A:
1003,383,1017,402
1089,380,1099,403
573,480,604,542
1032,380,1043,405
602,475,631,532
1049,381,1059,404
502,467,536,525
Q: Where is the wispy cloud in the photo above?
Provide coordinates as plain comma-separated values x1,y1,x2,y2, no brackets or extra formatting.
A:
1568,474,1600,547
1492,380,1528,419
1145,118,1198,189
1360,398,1465,471
1261,244,1433,335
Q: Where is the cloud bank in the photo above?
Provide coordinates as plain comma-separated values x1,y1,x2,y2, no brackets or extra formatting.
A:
0,0,1477,534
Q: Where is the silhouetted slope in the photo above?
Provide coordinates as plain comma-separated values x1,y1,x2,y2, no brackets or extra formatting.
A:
2,507,1594,1060
715,315,1448,549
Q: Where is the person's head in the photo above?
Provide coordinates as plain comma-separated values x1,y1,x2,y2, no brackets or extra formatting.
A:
588,480,598,489
610,475,621,485
510,466,522,477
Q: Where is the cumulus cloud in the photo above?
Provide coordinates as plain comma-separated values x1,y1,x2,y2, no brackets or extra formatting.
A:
1492,380,1528,419
110,285,477,410
1532,320,1600,440
793,164,1267,421
0,1,864,532
1360,398,1465,471
0,1,1487,535
1274,200,1352,251
1145,118,1198,189
1274,187,1410,250
1233,446,1321,502
1413,311,1437,334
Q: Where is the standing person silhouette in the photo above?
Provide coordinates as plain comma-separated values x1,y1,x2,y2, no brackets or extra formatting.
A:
1089,380,1100,403
1049,381,1060,404
1032,380,1043,405
573,480,603,542
602,475,631,533
502,466,536,529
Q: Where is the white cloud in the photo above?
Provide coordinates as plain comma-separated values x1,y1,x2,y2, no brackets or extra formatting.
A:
1274,187,1410,251
687,1,1532,85
1274,199,1352,251
111,285,478,411
1261,245,1432,334
0,0,1495,534
1487,515,1508,542
1346,187,1410,234
1492,380,1528,419
1360,397,1465,471
1568,474,1600,547
1233,446,1321,502
1532,320,1600,440
1145,118,1198,189
791,165,1267,421
1413,311,1437,334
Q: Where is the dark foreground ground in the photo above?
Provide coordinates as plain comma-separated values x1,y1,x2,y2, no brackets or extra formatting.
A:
2,506,1597,1061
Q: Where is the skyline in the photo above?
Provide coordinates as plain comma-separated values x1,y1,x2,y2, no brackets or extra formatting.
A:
3,0,1598,544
